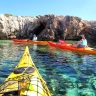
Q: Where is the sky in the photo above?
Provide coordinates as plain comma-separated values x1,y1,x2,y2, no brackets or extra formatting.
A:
0,0,96,21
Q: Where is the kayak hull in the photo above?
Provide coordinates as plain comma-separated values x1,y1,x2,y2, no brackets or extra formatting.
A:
0,46,51,96
48,41,96,55
12,39,48,45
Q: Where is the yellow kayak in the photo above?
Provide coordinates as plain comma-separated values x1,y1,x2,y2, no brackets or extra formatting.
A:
0,46,51,96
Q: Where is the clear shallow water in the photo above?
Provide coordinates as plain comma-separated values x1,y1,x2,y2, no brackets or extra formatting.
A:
0,40,96,96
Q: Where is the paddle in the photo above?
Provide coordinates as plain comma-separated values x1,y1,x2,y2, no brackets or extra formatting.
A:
59,40,68,44
59,40,74,47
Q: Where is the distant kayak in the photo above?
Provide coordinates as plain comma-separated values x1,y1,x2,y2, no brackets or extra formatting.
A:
11,38,48,45
48,41,96,55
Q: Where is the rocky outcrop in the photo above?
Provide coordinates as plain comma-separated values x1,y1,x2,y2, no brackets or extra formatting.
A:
0,14,96,43
0,14,34,39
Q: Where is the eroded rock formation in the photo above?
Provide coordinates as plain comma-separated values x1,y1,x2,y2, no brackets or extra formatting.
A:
0,14,96,43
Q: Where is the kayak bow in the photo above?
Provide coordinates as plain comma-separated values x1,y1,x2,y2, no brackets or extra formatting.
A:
0,46,51,96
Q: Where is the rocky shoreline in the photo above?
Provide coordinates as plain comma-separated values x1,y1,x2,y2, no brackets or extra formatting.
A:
0,14,96,43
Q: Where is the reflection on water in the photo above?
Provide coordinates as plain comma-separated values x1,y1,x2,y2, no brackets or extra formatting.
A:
0,40,96,96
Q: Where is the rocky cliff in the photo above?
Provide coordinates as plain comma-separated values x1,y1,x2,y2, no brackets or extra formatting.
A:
0,14,96,43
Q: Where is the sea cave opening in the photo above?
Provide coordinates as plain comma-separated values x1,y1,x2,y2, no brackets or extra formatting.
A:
33,22,45,36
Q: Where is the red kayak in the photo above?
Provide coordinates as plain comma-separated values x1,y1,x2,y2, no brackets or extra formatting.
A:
48,41,96,55
11,39,49,45
12,39,28,43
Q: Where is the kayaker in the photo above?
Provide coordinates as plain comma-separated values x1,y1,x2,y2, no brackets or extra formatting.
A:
33,34,37,40
73,34,88,48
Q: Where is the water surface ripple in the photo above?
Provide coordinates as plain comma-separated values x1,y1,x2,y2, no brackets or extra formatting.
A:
0,40,96,96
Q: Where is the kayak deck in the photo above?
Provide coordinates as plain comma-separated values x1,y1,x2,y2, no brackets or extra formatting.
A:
0,46,51,96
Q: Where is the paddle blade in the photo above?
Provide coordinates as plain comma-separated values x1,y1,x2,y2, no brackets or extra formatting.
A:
59,40,68,44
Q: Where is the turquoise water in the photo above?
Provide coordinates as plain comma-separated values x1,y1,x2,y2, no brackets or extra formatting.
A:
0,40,96,96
